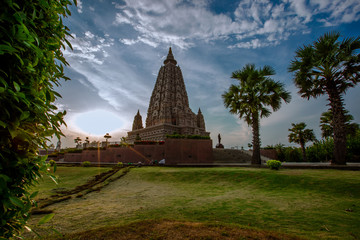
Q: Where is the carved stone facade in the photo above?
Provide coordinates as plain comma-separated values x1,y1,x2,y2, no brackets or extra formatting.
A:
132,110,143,130
127,48,210,142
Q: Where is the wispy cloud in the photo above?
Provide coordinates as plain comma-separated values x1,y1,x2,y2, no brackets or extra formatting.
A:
77,0,83,13
113,0,360,49
64,31,114,65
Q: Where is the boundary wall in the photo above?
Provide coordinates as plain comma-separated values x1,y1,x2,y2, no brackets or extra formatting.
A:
62,139,213,165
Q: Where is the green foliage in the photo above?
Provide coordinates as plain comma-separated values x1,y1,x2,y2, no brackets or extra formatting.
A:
288,122,316,146
134,140,158,145
82,161,91,167
186,135,210,139
165,133,210,139
48,152,58,157
288,122,316,162
289,31,360,165
67,149,83,153
276,135,360,163
320,109,359,139
49,160,56,166
222,64,291,164
275,146,302,162
306,139,334,162
83,147,106,151
0,0,75,238
117,162,123,168
346,130,360,161
263,145,275,149
266,160,282,170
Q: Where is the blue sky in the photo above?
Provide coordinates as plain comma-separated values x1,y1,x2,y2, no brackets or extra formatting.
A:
54,0,360,148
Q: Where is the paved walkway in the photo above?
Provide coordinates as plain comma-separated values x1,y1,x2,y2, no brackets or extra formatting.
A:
57,160,360,170
176,162,360,170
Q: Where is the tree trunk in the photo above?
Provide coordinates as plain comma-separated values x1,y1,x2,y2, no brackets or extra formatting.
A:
300,142,307,162
251,112,261,165
328,89,347,165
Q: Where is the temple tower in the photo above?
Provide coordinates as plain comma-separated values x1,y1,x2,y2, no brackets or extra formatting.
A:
132,110,143,130
127,48,210,142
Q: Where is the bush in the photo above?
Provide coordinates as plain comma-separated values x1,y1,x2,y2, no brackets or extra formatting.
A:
82,161,91,167
275,145,302,162
166,134,210,139
267,160,282,170
49,160,56,167
117,162,123,168
134,140,157,145
306,139,334,162
0,0,74,238
109,144,122,148
48,152,58,157
67,149,83,153
347,130,360,161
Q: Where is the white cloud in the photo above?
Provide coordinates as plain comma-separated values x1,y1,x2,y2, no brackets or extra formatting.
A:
288,0,312,23
310,0,360,24
111,0,360,49
85,31,94,39
64,31,114,65
120,38,138,45
114,13,131,24
77,0,83,13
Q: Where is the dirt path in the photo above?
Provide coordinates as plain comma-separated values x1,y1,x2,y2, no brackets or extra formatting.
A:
61,219,304,240
31,166,131,213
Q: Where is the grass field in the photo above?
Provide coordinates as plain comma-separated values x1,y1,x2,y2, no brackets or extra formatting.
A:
26,166,360,239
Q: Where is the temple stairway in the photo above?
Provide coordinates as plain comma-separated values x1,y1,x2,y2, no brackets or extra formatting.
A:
212,149,252,163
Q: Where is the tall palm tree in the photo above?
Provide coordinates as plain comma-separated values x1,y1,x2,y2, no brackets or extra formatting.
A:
320,109,359,139
223,64,291,165
289,32,360,165
288,122,316,162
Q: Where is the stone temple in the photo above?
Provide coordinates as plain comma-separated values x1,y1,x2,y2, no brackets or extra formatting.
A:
127,48,210,142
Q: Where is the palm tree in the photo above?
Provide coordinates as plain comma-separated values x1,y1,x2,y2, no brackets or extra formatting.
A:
74,137,81,148
289,32,360,165
288,122,316,162
320,109,359,139
223,64,291,165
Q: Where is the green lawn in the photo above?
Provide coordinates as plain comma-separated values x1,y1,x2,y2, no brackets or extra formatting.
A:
27,167,360,239
32,166,112,200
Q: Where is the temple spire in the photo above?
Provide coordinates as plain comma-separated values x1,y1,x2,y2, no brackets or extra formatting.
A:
132,109,143,130
163,47,177,65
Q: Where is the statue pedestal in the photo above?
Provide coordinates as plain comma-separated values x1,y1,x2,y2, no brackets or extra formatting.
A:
215,143,224,149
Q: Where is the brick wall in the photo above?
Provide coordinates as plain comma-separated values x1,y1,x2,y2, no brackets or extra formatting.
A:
165,139,213,165
61,139,212,165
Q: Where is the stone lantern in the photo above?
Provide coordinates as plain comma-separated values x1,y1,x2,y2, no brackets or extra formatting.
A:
104,133,111,147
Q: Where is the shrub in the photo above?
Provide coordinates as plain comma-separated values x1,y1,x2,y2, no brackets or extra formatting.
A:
82,161,91,167
347,130,360,161
0,0,74,238
48,152,58,157
166,133,186,139
117,162,123,168
134,140,157,145
166,134,210,139
49,160,56,167
306,139,334,162
275,145,302,162
263,145,275,149
267,160,282,170
67,149,83,153
109,144,122,148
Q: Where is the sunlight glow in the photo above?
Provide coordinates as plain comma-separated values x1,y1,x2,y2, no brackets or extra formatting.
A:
72,109,124,135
